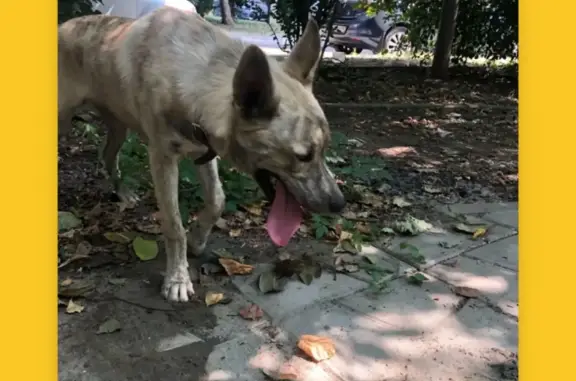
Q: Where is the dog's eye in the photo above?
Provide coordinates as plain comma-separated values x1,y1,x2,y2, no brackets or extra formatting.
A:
295,149,314,163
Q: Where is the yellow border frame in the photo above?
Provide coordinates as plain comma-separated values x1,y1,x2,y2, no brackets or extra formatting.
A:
521,0,576,380
1,0,573,379
0,1,57,380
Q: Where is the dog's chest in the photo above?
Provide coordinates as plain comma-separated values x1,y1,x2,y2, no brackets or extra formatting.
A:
161,119,215,162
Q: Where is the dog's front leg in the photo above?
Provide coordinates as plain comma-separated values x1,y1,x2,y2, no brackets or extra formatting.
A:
148,146,194,302
188,159,225,255
97,109,139,206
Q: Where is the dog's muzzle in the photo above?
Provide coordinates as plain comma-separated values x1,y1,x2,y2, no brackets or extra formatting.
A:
254,168,346,214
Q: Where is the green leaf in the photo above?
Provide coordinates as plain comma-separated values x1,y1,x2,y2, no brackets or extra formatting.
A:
453,223,483,234
258,271,277,294
315,225,328,239
407,272,428,286
132,237,158,261
273,277,288,292
58,211,82,232
340,239,360,254
298,270,314,285
103,232,133,244
363,254,379,264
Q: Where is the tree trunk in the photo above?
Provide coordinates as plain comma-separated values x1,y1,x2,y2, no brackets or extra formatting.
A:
220,0,235,25
431,0,459,79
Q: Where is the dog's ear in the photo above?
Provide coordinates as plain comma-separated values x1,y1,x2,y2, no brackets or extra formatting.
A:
284,19,321,87
233,45,278,120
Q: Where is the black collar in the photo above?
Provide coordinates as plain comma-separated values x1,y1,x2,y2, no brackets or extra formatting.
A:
191,125,218,165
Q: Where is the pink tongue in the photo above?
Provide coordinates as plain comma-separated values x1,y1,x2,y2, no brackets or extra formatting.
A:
265,182,303,246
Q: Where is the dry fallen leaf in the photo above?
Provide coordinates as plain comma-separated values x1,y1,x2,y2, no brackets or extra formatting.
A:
297,335,336,362
66,299,85,314
97,318,122,334
338,230,353,242
218,258,254,276
75,241,92,257
215,218,229,231
135,221,161,235
392,196,412,208
239,304,264,320
58,278,96,298
58,253,91,269
423,185,442,194
258,271,288,293
205,291,225,306
241,203,263,216
355,222,372,235
472,227,487,239
453,286,481,298
229,229,242,237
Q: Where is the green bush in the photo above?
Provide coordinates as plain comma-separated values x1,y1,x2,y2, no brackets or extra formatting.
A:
358,0,517,62
59,0,100,23
270,0,338,49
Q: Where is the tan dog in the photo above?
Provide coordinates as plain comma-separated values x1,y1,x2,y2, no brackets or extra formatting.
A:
58,7,346,302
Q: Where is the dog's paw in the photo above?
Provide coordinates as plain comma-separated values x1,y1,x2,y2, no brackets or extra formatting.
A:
116,184,140,207
162,270,195,302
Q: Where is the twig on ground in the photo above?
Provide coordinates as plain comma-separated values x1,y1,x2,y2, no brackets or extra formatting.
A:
321,102,517,110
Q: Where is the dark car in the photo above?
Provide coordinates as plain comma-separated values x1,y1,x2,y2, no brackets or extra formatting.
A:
328,0,410,54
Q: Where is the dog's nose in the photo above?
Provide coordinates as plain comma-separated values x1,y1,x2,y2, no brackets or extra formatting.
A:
328,193,346,213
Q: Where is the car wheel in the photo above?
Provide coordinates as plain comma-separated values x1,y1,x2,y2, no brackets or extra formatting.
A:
380,26,410,54
335,45,354,55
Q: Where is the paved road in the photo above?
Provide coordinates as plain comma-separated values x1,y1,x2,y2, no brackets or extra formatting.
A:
227,30,377,57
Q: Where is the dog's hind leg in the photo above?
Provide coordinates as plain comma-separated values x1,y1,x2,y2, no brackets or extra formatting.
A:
148,145,195,302
97,109,139,206
187,159,225,255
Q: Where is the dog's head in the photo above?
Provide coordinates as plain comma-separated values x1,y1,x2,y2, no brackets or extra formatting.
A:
226,20,346,246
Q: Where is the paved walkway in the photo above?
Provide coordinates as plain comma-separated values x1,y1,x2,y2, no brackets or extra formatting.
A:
59,202,518,381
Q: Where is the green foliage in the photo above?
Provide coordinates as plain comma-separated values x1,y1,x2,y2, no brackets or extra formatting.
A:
194,0,215,16
59,0,101,23
357,0,518,62
270,0,338,49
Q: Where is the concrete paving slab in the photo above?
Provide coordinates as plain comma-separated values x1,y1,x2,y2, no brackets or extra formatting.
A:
395,299,517,381
484,209,518,228
232,264,368,322
281,301,416,381
204,334,283,381
427,257,518,317
450,300,518,351
435,202,518,217
280,300,513,381
383,224,516,269
204,326,341,381
464,236,518,271
337,275,462,333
